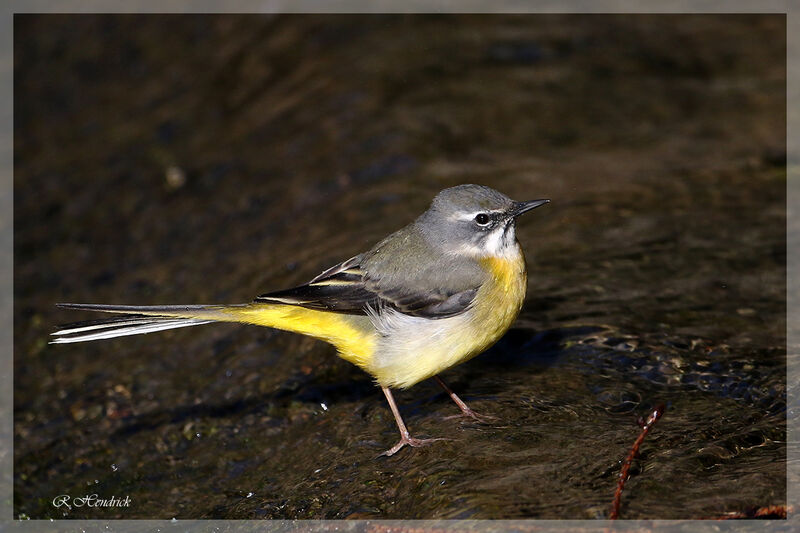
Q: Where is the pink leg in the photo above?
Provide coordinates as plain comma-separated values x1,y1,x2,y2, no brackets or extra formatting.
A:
434,375,496,422
380,386,443,456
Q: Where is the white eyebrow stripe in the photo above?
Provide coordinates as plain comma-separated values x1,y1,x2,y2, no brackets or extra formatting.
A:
451,210,505,221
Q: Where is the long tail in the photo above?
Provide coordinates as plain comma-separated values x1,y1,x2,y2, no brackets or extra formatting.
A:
50,303,241,344
51,302,376,369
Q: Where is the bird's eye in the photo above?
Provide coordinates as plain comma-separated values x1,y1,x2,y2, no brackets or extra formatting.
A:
475,213,490,226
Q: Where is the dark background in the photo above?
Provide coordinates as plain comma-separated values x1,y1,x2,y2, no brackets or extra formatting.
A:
14,15,786,519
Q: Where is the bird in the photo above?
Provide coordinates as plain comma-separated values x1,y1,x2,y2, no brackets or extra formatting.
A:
52,184,549,456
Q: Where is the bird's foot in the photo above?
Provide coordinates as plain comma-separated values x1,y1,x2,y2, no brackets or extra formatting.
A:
444,407,497,423
379,436,446,457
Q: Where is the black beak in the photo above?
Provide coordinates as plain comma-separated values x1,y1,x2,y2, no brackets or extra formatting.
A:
511,199,549,217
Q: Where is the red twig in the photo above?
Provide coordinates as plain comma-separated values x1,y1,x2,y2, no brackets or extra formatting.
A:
609,403,666,520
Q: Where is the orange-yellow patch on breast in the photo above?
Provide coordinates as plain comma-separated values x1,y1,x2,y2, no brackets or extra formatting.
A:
365,250,529,389
476,252,528,335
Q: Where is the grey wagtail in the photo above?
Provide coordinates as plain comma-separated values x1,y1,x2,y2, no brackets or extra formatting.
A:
52,184,549,456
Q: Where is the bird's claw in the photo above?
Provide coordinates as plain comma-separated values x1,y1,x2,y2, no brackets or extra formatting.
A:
444,408,497,423
379,436,447,457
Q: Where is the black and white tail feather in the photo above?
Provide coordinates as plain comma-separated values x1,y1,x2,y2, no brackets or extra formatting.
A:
50,303,217,344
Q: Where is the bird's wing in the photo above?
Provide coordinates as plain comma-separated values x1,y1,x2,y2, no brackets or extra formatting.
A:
255,255,377,313
255,254,479,318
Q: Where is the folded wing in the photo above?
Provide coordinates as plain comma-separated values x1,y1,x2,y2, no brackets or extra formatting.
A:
255,254,479,319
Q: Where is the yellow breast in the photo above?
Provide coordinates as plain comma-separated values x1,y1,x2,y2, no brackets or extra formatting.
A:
367,249,528,389
469,252,528,351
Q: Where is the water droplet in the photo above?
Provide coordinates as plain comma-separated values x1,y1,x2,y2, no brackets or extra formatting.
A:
165,166,186,189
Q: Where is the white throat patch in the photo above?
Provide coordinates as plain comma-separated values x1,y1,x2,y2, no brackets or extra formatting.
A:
457,222,519,259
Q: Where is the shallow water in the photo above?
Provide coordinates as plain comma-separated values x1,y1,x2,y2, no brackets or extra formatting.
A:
14,14,786,520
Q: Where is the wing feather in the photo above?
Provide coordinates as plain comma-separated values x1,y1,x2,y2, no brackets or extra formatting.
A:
255,252,480,319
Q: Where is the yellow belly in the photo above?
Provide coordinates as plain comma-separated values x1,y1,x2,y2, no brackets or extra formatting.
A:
216,304,377,369
367,251,527,388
